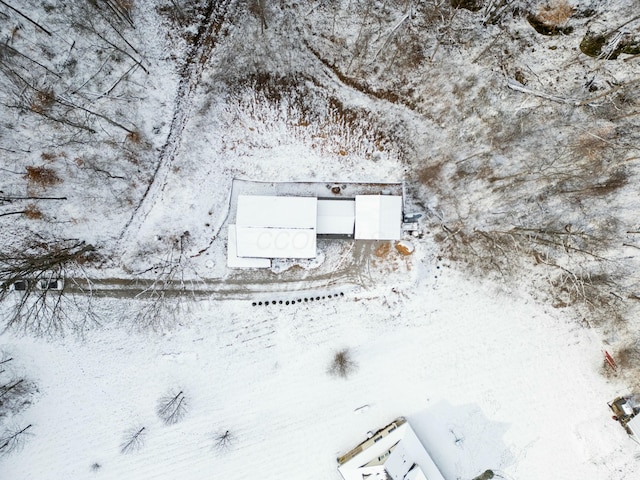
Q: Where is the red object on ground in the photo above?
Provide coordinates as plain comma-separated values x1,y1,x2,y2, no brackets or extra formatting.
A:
604,350,617,371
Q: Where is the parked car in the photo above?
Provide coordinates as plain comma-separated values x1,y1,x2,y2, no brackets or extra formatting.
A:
38,278,64,290
6,280,29,291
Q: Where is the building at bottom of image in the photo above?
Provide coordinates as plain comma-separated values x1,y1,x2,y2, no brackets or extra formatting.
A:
337,417,445,480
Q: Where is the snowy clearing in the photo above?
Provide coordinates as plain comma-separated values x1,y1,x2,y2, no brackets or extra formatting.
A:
2,268,637,479
2,1,640,479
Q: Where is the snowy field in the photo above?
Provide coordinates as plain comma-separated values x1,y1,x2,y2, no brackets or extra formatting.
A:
2,264,638,479
2,262,638,480
2,1,640,479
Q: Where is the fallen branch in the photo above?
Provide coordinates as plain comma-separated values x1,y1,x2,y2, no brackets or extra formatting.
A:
0,196,67,202
55,96,135,134
374,12,412,61
1,44,62,78
507,79,583,106
0,0,51,35
575,78,640,107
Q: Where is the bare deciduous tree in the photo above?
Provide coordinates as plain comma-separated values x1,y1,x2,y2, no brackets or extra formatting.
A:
213,429,233,452
0,350,36,457
133,232,199,331
156,390,187,425
0,424,32,455
120,426,146,454
0,239,99,335
0,350,34,400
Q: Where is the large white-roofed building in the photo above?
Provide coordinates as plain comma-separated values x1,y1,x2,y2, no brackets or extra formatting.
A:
234,195,317,259
227,188,404,268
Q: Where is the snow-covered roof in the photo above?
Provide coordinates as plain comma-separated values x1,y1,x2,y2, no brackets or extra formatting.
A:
229,193,403,263
626,415,640,440
235,226,316,259
226,225,271,268
237,195,317,229
354,195,402,240
235,195,317,259
338,418,444,480
317,199,355,235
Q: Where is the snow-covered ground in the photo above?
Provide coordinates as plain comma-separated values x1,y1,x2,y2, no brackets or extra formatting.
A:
2,263,637,479
2,1,640,479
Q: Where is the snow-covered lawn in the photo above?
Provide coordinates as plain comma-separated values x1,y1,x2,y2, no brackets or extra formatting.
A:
2,1,640,479
2,262,636,479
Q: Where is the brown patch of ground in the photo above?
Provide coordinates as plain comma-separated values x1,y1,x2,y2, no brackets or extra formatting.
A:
374,242,392,258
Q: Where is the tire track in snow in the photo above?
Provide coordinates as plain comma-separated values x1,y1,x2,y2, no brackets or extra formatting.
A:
117,0,236,260
65,272,361,299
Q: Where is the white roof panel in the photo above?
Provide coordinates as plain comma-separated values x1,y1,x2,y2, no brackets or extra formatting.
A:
627,415,640,439
237,195,317,229
338,421,444,480
226,225,271,268
236,226,316,259
404,467,428,480
354,195,402,240
317,199,355,235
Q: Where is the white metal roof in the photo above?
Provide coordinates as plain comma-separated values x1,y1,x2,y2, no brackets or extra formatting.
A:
226,225,271,268
626,415,640,440
237,195,317,229
354,195,402,240
405,467,428,480
317,199,355,235
230,193,403,261
235,226,316,259
235,195,317,259
338,420,445,480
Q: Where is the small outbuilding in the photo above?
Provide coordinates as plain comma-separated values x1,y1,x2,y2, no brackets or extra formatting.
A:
354,194,402,240
609,396,640,444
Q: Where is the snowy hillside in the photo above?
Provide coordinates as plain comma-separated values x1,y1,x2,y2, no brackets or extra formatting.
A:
1,1,640,479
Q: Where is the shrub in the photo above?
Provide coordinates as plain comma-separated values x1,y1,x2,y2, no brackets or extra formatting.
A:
537,0,574,26
24,166,61,188
30,89,55,114
329,348,357,379
22,204,43,220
